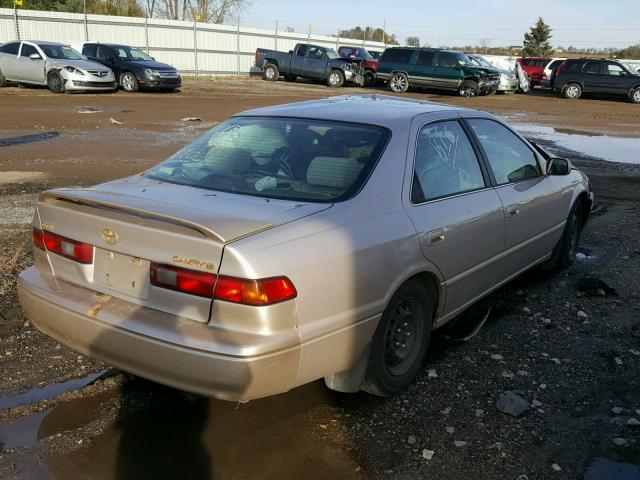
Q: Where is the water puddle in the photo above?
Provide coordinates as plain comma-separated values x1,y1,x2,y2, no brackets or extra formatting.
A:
0,369,111,411
0,132,60,148
0,409,51,451
513,124,640,165
584,458,640,479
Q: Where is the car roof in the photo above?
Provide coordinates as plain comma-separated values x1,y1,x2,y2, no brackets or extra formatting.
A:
26,41,67,47
86,43,132,48
236,95,477,127
384,47,463,54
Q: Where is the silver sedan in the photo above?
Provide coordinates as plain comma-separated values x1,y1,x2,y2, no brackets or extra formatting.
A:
0,40,116,93
18,95,593,401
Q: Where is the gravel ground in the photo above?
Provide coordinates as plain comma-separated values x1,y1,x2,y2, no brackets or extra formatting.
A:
0,79,639,479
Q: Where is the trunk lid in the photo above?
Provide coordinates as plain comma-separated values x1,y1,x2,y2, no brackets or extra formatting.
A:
35,176,330,321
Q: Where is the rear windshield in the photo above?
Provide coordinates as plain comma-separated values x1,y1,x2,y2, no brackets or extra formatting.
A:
145,117,390,203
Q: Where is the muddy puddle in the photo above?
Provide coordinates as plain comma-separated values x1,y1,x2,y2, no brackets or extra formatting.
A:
584,458,640,479
0,132,60,148
1,377,363,479
513,124,640,164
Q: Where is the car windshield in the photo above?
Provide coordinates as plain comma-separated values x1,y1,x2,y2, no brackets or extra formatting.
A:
145,117,390,203
470,56,493,68
325,49,340,60
113,46,154,61
40,45,84,60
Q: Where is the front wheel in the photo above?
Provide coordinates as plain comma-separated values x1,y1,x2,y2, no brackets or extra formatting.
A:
262,63,279,82
327,69,344,88
541,200,583,270
630,87,640,104
563,83,582,99
120,72,139,92
459,80,479,97
388,72,409,93
361,279,433,397
47,72,65,93
364,70,375,87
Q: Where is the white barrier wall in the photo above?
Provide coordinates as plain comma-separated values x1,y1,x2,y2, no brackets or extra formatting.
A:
0,8,386,75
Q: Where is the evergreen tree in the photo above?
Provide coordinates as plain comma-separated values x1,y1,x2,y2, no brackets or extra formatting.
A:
522,18,553,56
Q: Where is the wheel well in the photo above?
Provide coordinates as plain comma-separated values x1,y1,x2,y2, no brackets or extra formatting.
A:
407,272,440,324
264,60,278,68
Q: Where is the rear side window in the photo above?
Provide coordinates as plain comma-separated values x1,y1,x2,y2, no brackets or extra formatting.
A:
565,61,582,73
381,49,413,64
20,44,38,58
0,42,20,55
145,117,390,203
96,45,111,60
82,44,97,57
583,61,601,74
296,45,307,57
467,119,540,185
416,51,434,66
412,121,486,203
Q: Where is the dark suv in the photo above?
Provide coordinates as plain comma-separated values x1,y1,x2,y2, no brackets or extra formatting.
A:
376,48,501,96
554,58,640,103
80,42,181,92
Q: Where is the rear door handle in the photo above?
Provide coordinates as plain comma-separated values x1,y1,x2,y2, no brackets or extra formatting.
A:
426,228,446,245
507,205,520,217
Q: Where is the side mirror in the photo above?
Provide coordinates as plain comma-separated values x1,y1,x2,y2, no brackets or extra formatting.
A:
546,157,571,175
29,53,42,60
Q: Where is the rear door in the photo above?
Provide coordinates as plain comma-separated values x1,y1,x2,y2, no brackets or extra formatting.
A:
465,117,570,282
409,50,435,87
290,44,307,76
303,46,327,79
17,43,45,84
582,60,603,92
403,113,505,318
0,41,21,79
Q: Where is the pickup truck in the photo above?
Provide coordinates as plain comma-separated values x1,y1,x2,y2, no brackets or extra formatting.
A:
255,43,364,87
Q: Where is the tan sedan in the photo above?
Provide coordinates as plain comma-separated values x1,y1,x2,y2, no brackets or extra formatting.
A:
18,95,593,401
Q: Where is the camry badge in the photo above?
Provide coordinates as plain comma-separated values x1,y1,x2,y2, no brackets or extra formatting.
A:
101,228,118,245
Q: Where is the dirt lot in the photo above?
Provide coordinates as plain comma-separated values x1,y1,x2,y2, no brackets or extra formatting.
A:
0,79,639,479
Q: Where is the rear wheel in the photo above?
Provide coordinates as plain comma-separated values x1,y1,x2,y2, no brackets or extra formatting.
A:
327,69,344,88
361,279,433,397
0,68,6,87
563,83,582,99
262,63,279,82
459,80,479,97
388,72,409,93
47,72,65,93
120,72,139,92
630,87,640,104
364,70,375,87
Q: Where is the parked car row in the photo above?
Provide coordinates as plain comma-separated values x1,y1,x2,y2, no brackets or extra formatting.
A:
0,40,181,93
256,45,640,103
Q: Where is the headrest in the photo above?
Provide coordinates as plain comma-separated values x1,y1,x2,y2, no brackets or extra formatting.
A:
306,156,363,189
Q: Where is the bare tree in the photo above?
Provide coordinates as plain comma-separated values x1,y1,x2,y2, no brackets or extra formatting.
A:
146,0,156,17
161,0,249,22
406,36,420,47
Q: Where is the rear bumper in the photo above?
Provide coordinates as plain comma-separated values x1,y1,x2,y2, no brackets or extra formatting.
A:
18,266,300,401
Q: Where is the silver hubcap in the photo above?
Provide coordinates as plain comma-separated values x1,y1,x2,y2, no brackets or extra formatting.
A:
329,73,340,85
265,67,275,79
567,85,579,97
122,74,135,90
461,86,477,97
390,75,406,92
633,90,640,102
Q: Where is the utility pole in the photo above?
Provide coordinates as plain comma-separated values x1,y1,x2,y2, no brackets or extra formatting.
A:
83,0,88,41
13,0,21,41
383,19,386,48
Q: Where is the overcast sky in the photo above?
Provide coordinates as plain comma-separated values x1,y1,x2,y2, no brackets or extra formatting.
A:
242,0,639,49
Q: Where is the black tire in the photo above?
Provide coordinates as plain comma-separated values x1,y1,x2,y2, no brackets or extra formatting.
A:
361,279,433,397
262,63,279,82
120,72,139,92
630,87,640,104
0,68,6,88
283,74,296,82
459,80,479,97
327,69,344,88
541,201,583,270
47,72,65,93
563,83,582,100
388,72,409,93
364,70,375,87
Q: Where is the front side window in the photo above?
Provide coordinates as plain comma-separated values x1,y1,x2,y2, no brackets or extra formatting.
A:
145,117,390,203
0,42,20,55
307,47,324,60
114,46,153,61
412,121,486,203
19,44,38,58
606,63,625,76
468,119,540,185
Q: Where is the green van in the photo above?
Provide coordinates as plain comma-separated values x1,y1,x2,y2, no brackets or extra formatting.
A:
376,47,501,96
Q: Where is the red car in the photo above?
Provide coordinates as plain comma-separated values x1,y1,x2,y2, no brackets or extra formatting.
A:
516,57,552,88
338,46,379,85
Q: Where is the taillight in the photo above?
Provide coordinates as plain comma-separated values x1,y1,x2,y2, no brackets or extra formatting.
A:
214,276,297,306
33,228,93,264
149,262,297,305
150,262,216,298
